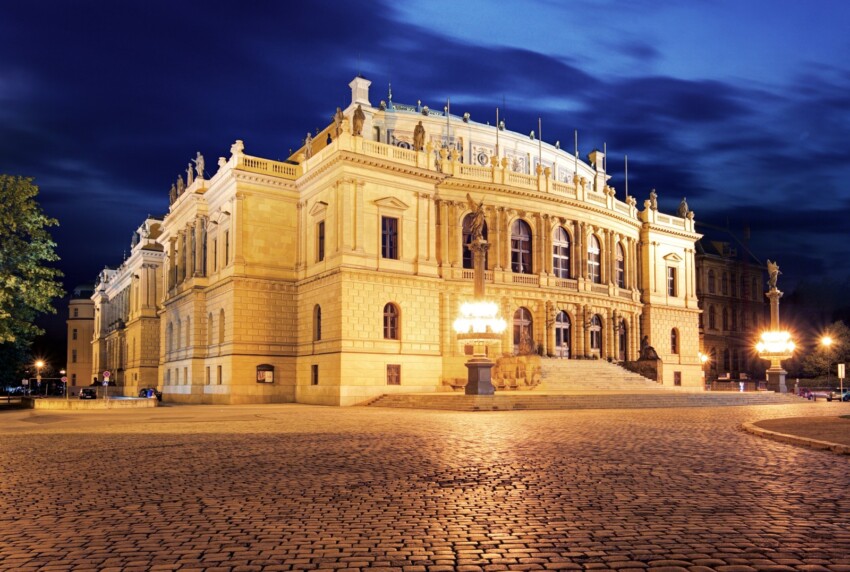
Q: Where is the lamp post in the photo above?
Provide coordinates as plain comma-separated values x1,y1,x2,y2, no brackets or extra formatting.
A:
35,360,44,396
821,336,833,388
60,369,67,400
698,352,709,389
757,261,794,393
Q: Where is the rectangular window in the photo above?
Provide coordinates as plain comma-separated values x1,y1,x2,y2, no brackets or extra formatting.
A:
381,216,398,259
224,231,230,266
667,267,677,297
184,366,188,385
311,364,319,385
205,366,210,385
166,370,171,386
317,221,325,262
175,368,179,385
217,365,222,385
71,373,77,386
212,238,218,272
72,328,78,340
387,364,401,385
674,371,682,386
72,349,77,363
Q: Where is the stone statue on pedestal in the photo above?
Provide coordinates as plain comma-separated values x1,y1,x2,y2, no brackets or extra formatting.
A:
194,152,205,179
413,121,426,151
352,104,365,136
767,260,780,290
186,163,194,187
649,189,658,211
304,132,313,159
465,193,486,241
677,197,689,218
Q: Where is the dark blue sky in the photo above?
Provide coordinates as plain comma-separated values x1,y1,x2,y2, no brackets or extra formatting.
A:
3,0,850,296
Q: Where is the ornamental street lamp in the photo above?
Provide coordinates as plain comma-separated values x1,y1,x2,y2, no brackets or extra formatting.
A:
452,195,506,395
757,260,795,393
35,360,44,395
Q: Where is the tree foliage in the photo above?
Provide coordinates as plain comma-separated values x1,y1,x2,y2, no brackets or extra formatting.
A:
801,321,850,379
0,175,64,344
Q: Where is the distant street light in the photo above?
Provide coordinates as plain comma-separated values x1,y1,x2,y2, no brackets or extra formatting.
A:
35,360,45,396
822,336,833,387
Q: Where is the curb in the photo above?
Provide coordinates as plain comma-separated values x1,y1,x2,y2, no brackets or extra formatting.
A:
742,421,850,455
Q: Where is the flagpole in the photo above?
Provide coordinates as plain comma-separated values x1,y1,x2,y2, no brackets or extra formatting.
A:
574,129,578,177
538,117,542,172
603,142,607,173
445,98,450,149
495,107,500,159
625,154,629,200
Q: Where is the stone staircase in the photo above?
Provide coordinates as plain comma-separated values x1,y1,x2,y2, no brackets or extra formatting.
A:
367,359,801,411
537,358,682,392
367,391,800,411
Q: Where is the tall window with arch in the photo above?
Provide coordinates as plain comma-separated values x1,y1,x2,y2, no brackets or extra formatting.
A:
723,348,730,372
313,305,322,341
167,322,173,353
722,308,729,331
462,214,488,269
513,307,533,354
709,306,716,330
721,272,728,295
383,303,399,340
671,328,679,354
510,220,532,274
207,313,213,345
708,270,716,294
587,235,601,284
552,227,571,279
616,243,625,288
554,311,571,358
589,314,602,352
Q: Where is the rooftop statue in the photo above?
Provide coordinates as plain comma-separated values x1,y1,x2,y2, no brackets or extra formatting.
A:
413,120,425,151
176,174,185,195
677,197,689,218
465,193,486,241
649,189,658,211
766,260,781,290
332,107,344,137
304,132,313,159
352,104,365,136
186,162,194,186
194,152,205,179
169,183,177,205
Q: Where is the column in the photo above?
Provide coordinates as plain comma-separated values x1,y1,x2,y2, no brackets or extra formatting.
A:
447,201,458,267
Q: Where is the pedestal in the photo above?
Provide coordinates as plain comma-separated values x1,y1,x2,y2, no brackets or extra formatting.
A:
766,366,787,394
465,357,495,396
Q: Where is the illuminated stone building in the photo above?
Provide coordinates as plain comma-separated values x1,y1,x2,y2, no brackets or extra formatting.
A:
91,218,164,394
66,285,94,389
91,76,704,405
695,230,768,382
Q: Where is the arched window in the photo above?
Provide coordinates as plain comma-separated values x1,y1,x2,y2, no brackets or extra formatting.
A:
552,227,570,279
383,303,399,340
313,305,322,341
555,311,570,358
732,349,740,372
708,270,716,294
219,309,225,344
462,214,488,269
176,318,182,349
207,313,213,344
587,235,601,284
671,329,679,354
741,311,748,332
167,322,173,353
513,307,533,354
185,317,191,347
721,272,728,295
731,311,737,331
723,348,730,372
722,308,729,331
589,314,602,351
708,306,716,330
731,273,737,297
616,243,625,288
510,220,532,274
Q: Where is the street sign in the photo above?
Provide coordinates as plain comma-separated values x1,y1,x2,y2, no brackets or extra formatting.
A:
839,363,845,379
61,376,68,383
103,370,111,379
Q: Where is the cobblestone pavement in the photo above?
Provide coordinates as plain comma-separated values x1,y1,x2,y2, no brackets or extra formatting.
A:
1,402,849,571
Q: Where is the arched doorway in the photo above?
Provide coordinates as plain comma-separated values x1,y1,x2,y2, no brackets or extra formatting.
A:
555,311,571,358
618,319,627,361
513,307,533,354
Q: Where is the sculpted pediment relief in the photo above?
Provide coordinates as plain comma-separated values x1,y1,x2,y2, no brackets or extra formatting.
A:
663,252,683,263
374,196,410,211
309,201,329,217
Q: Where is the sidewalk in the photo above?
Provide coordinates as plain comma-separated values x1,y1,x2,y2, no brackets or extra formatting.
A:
744,415,850,454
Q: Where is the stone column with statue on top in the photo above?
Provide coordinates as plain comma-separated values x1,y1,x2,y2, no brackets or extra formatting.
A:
756,260,795,393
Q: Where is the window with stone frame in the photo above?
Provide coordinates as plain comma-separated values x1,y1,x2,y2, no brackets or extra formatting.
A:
317,221,325,262
552,226,571,279
667,266,677,297
671,329,679,354
616,243,625,288
381,216,398,259
313,305,322,341
511,219,533,274
383,303,400,340
708,270,716,294
587,235,601,284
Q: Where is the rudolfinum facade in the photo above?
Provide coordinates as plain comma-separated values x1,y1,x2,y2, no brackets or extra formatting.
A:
89,77,702,405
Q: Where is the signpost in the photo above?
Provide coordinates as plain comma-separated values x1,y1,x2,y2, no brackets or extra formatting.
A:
839,363,846,397
61,376,68,400
103,370,111,399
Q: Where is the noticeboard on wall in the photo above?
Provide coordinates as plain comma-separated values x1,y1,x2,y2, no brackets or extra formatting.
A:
256,364,274,384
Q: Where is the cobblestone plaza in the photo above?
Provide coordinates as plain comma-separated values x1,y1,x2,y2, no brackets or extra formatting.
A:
2,403,849,571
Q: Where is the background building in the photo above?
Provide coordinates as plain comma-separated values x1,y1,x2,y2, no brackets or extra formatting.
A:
66,285,94,390
89,76,703,405
695,225,768,383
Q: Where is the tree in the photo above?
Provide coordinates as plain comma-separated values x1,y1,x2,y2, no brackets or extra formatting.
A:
801,321,850,380
0,175,64,345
